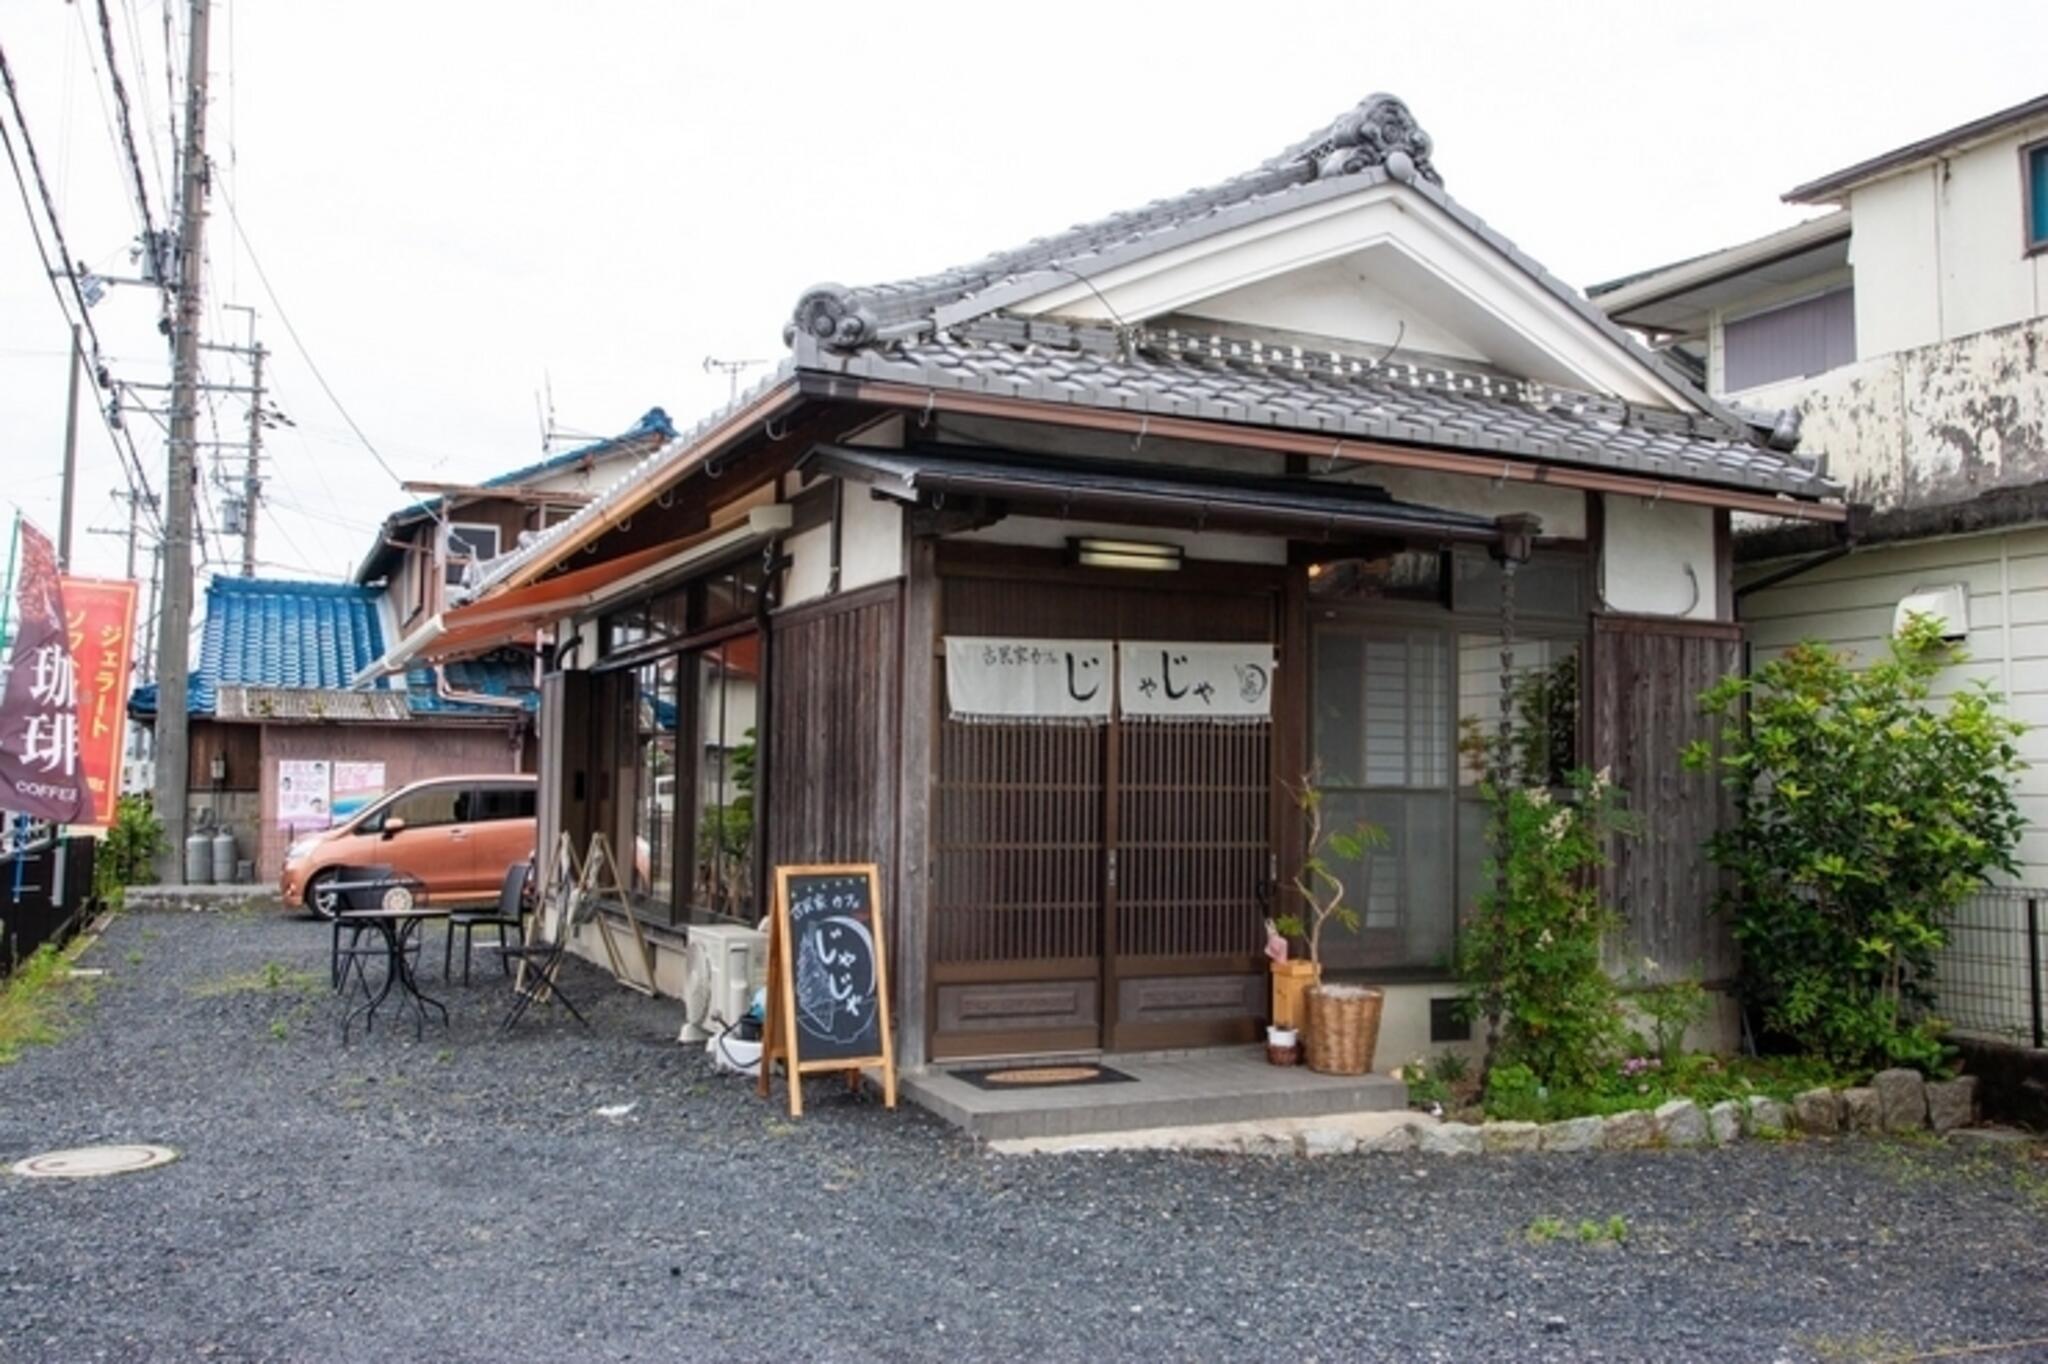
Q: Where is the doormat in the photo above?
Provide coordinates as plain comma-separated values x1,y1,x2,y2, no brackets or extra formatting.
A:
954,1064,1135,1091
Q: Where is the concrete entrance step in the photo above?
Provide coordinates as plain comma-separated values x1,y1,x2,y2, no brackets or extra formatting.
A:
903,1046,1406,1142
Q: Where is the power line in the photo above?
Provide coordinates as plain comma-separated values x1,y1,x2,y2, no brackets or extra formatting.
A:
93,0,171,302
0,43,165,539
215,179,445,529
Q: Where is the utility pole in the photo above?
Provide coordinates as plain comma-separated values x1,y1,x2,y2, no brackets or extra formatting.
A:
152,0,208,880
58,324,81,568
240,341,264,577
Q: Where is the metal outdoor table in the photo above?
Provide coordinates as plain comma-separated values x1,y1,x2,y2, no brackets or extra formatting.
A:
338,905,454,1043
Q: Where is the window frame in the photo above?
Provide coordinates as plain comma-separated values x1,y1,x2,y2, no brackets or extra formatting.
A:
444,522,502,588
2024,137,2048,257
1306,548,1590,981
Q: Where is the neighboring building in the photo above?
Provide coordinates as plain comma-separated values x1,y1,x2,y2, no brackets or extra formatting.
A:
130,410,676,882
1592,92,2048,881
127,576,533,881
389,93,1844,1071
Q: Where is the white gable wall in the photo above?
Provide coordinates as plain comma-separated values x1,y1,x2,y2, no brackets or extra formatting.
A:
1178,259,1484,363
1004,181,1696,412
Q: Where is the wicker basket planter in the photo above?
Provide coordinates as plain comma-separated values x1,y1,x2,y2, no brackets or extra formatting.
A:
1304,984,1384,1076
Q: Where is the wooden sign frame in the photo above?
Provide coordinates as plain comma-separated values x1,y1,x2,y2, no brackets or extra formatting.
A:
514,830,656,998
758,863,898,1117
581,832,657,996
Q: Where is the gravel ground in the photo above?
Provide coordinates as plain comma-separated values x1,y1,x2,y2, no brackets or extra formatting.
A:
2,909,2046,1364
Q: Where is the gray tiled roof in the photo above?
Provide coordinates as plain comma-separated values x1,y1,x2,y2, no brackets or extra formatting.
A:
780,92,1838,502
792,323,1836,498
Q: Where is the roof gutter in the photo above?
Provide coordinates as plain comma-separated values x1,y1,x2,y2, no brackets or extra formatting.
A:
807,375,1849,525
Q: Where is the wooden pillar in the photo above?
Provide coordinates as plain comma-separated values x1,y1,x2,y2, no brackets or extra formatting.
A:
893,536,938,1070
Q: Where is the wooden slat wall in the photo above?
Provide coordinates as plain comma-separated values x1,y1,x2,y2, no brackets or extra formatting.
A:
765,584,902,885
1588,615,1741,984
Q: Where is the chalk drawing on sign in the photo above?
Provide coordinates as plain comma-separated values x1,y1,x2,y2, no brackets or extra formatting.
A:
795,909,876,1045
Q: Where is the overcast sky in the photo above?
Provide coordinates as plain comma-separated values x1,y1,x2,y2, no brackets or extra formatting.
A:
5,1,2045,589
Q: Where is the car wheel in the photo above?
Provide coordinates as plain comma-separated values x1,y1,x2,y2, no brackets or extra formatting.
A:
305,870,344,921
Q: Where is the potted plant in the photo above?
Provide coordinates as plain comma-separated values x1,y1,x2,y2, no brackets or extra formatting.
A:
1274,776,1388,1076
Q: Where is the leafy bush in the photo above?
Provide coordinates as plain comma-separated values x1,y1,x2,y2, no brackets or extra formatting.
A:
1686,617,2026,1070
91,795,164,907
1460,768,1634,1090
1483,1061,1548,1122
1629,963,1711,1067
1275,775,1387,966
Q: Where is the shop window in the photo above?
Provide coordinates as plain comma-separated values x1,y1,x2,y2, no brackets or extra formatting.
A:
1311,625,1453,972
1451,548,1586,620
1307,549,1446,605
629,659,678,915
688,633,759,923
1456,635,1582,789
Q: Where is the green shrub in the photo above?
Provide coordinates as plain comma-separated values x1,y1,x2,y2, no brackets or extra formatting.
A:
1460,768,1634,1090
1629,965,1711,1067
1686,617,2026,1070
91,795,164,907
1484,1061,1549,1122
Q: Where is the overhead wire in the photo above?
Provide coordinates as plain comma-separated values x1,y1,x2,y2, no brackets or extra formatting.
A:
92,0,171,304
215,178,448,531
0,40,165,540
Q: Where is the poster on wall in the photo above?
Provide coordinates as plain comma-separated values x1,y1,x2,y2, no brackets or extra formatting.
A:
1119,642,1276,722
277,759,332,830
60,576,139,827
944,637,1112,723
330,761,386,823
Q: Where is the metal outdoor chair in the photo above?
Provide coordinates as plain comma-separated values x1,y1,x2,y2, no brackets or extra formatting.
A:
328,866,426,997
443,862,528,986
498,864,591,1033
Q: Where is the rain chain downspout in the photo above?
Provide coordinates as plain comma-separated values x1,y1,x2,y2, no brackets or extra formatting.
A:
1481,514,1539,1081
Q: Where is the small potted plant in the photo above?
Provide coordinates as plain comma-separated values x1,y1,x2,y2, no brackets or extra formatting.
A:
1264,916,1311,1063
1274,776,1387,1076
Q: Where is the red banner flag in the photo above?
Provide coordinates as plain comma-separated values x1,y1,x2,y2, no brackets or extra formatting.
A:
0,522,88,824
60,576,139,827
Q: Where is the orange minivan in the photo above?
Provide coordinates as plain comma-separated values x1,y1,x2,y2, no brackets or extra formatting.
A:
280,773,537,918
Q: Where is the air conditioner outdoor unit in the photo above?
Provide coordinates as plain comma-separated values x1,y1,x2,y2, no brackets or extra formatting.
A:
677,921,767,1044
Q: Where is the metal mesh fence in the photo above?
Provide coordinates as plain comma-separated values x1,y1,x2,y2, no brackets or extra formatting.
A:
1933,886,2045,1049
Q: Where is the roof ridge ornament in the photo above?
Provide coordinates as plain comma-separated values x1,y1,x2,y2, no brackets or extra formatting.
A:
1284,92,1441,186
787,284,879,350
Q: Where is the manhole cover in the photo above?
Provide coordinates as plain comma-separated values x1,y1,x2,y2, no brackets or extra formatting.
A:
10,1144,178,1179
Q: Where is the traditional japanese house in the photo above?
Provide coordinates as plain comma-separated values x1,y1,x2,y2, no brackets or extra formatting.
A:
369,94,1847,1070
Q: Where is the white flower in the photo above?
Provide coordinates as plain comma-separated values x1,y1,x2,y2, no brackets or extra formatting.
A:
1525,787,1552,808
1545,810,1572,841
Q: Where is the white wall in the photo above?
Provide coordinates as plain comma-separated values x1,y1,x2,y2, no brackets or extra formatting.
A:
1601,495,1719,620
1742,525,2048,881
1844,119,2048,359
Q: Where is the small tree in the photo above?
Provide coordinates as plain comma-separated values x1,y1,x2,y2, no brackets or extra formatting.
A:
91,794,165,907
1275,777,1387,968
1459,767,1634,1089
1686,616,2026,1070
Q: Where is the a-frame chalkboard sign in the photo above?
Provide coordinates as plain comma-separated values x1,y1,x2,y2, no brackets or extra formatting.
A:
757,863,897,1117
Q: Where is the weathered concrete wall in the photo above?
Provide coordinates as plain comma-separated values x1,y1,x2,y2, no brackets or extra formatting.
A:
1741,316,2048,509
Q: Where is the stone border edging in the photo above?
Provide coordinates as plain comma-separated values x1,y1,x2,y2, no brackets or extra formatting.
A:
1289,1069,1983,1157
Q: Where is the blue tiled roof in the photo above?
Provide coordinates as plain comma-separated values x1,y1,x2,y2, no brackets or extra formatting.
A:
404,653,540,716
130,579,541,721
130,576,385,719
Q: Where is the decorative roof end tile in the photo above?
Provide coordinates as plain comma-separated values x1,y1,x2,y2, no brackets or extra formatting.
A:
1289,93,1441,187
